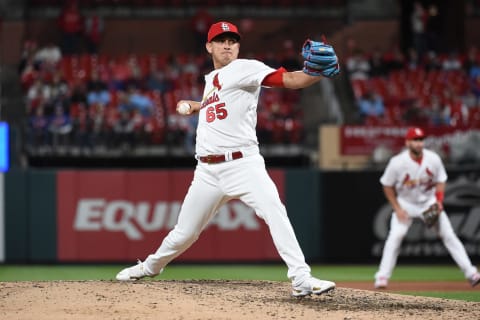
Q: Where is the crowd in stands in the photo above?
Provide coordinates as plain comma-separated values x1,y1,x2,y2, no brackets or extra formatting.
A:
19,0,480,159
20,39,305,156
347,2,480,129
346,44,480,129
21,37,480,157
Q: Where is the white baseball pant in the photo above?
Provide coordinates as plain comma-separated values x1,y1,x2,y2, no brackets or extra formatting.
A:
376,202,478,280
141,152,312,282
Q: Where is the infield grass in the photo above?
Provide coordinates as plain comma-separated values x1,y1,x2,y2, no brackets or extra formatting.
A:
0,264,479,302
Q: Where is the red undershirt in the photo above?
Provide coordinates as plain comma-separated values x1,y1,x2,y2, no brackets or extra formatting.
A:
262,67,287,87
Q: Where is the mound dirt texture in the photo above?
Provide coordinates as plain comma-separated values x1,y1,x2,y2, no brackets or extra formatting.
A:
1,280,480,320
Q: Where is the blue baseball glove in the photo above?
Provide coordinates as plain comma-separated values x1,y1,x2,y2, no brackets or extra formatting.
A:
301,39,340,78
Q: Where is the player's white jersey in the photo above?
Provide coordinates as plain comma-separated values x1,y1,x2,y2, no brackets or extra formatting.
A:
380,148,447,205
196,59,275,155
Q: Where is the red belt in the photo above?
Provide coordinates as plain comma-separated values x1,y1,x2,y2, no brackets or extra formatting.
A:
198,151,243,164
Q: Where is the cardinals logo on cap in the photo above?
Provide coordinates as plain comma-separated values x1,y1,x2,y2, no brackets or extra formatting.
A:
207,21,241,42
405,127,425,140
221,22,231,31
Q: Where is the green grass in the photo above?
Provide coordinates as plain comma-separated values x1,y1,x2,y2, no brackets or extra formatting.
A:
1,264,479,302
0,264,467,282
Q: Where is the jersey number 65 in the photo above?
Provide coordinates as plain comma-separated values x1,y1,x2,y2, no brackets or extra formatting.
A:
206,103,228,123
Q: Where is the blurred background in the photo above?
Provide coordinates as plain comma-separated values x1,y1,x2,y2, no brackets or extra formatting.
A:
0,0,479,265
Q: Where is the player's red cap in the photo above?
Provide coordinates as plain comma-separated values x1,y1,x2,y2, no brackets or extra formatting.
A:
207,21,241,42
405,127,425,140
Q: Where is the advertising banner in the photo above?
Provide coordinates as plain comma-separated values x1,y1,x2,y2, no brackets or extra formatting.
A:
340,125,473,156
321,170,480,263
57,170,284,262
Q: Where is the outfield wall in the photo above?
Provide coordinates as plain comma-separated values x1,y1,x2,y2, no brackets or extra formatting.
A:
3,168,480,264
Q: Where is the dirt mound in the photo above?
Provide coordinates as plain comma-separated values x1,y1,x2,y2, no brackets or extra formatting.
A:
1,280,479,320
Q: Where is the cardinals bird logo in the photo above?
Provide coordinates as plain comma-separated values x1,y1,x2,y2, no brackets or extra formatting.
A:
213,73,222,91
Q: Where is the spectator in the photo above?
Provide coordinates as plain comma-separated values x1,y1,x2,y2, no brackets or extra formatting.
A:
423,51,442,72
471,74,480,102
108,57,133,91
405,47,422,71
113,110,135,150
181,54,200,78
27,79,51,115
280,40,302,71
127,86,154,116
70,80,88,106
50,71,70,102
20,56,39,92
48,72,70,116
442,90,469,127
72,102,94,152
357,90,385,121
346,49,371,80
28,106,50,148
403,98,429,126
464,46,479,76
90,103,107,147
86,71,111,108
130,108,149,146
383,46,405,73
124,56,146,91
369,48,388,77
18,40,38,75
443,98,469,127
84,12,104,54
34,42,62,73
411,1,428,58
58,0,84,55
190,8,214,54
427,95,447,126
48,105,73,150
425,4,441,53
442,51,463,71
146,61,172,93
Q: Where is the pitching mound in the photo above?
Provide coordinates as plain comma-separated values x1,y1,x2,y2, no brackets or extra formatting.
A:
1,280,479,320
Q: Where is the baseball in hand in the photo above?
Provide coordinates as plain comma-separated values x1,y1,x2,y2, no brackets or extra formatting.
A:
177,102,191,115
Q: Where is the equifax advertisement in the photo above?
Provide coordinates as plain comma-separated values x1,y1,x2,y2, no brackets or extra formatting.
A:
57,170,282,262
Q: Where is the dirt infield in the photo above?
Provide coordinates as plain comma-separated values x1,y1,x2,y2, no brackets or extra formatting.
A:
1,280,479,320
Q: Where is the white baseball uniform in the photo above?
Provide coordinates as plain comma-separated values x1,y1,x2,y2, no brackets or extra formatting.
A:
375,148,478,280
141,59,312,283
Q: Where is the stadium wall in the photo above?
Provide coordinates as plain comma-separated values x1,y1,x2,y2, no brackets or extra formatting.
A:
3,167,480,264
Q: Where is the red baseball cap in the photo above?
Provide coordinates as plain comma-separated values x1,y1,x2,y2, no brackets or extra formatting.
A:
405,127,425,140
207,21,241,42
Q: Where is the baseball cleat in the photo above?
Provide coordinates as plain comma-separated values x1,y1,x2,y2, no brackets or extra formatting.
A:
468,273,480,287
116,260,157,281
374,277,388,289
291,276,335,297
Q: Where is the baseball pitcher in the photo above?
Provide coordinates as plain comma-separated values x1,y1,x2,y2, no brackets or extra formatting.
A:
117,21,340,297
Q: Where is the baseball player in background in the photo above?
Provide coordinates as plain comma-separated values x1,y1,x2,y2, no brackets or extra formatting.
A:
116,21,340,297
374,127,480,289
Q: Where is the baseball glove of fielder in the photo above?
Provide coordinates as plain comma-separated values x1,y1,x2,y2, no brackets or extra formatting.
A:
422,203,441,228
301,39,340,78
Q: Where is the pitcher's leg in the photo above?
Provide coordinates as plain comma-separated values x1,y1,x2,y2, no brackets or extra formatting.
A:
375,214,410,280
437,212,478,278
230,156,311,282
143,168,227,274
